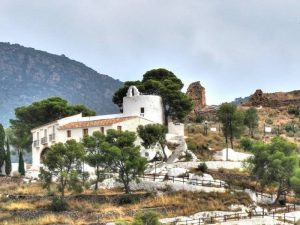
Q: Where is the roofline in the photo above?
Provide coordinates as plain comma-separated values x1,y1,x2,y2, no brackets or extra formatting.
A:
31,120,58,132
58,116,137,130
58,116,157,130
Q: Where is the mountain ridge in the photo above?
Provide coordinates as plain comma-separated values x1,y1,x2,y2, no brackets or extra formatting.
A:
0,42,123,127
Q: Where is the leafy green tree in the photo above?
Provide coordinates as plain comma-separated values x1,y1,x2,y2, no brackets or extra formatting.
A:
82,131,106,190
113,68,193,124
42,140,85,198
291,168,300,197
18,151,25,176
245,137,299,204
231,109,245,144
39,167,53,192
0,124,6,173
5,138,12,176
102,129,147,194
10,97,95,152
244,107,259,138
137,124,168,161
217,103,245,151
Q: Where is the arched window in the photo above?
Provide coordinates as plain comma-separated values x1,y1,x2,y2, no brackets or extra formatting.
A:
40,147,50,164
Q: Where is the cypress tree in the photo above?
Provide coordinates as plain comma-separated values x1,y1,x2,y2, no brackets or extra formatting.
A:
0,124,6,174
18,151,25,176
5,139,12,176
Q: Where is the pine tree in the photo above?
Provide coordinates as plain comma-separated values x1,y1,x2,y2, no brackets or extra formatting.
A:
5,138,12,176
18,151,25,176
0,124,6,174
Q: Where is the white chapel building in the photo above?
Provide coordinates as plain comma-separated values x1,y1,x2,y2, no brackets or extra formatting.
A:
31,86,184,169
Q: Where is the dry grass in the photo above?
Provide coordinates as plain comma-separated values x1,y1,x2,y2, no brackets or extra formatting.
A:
0,180,48,196
82,187,124,195
2,214,85,225
0,199,49,211
60,191,251,221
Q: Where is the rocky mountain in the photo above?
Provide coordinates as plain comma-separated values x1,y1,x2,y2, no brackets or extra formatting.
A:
186,81,206,114
0,42,123,127
243,89,300,107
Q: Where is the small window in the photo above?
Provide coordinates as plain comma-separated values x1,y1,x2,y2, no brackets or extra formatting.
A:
100,127,105,133
67,130,71,138
117,126,122,131
83,129,89,136
140,107,145,113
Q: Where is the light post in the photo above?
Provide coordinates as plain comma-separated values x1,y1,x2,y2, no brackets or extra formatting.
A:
204,120,208,136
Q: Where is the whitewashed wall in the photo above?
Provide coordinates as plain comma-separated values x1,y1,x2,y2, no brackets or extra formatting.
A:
123,94,164,124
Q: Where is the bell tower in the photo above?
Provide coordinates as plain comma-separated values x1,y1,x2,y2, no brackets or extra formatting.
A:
122,86,164,124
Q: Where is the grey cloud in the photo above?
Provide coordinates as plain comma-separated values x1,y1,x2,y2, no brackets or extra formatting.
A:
1,0,300,104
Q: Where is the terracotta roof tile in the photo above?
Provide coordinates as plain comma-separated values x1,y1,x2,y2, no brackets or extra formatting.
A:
59,116,137,130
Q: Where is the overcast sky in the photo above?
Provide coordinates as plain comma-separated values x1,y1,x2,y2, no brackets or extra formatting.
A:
1,0,300,104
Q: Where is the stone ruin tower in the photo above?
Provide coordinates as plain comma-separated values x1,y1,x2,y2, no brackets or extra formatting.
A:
186,81,206,114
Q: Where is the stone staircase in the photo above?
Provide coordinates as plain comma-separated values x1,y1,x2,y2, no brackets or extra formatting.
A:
167,136,187,164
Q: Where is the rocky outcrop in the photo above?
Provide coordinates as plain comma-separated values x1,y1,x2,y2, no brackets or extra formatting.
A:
244,89,300,107
186,81,206,114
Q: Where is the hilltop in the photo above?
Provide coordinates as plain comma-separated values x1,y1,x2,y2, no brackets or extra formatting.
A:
0,42,123,127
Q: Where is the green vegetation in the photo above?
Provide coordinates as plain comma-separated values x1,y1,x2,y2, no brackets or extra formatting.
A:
132,211,160,225
117,194,141,205
9,97,95,152
217,103,245,150
18,151,25,176
186,138,197,152
5,138,12,176
198,162,208,173
245,137,299,203
102,130,147,193
0,124,5,174
113,68,193,124
50,196,68,212
291,168,300,197
244,107,259,138
82,131,106,190
137,124,168,161
41,140,85,198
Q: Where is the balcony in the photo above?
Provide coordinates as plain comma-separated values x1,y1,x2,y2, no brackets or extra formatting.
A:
140,113,145,117
41,137,47,145
49,133,56,142
33,140,39,147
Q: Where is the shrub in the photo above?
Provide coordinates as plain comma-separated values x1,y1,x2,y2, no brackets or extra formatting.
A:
240,138,253,152
185,152,193,162
198,162,208,173
118,194,141,205
50,197,68,212
132,211,160,225
218,167,225,173
186,139,197,152
265,118,273,125
115,221,130,225
195,116,204,123
288,106,300,116
285,123,295,133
